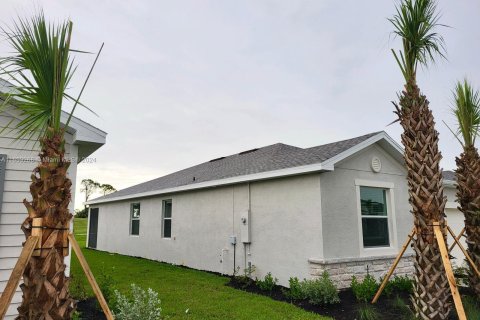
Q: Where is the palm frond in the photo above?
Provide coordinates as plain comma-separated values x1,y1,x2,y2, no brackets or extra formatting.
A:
0,11,74,140
389,0,446,82
452,79,480,148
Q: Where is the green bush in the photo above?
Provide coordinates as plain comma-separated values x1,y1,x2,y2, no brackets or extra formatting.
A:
357,303,380,320
256,272,278,292
233,265,255,289
283,277,305,301
300,272,340,305
351,275,379,303
97,265,117,307
390,275,413,293
453,264,470,287
70,274,87,300
114,284,162,320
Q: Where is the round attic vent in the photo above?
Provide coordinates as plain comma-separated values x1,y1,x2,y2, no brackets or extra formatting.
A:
371,157,382,173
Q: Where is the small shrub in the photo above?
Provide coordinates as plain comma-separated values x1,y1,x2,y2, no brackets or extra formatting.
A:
233,265,256,289
70,274,87,301
283,277,305,301
453,264,470,287
72,311,81,320
300,272,340,305
357,303,380,320
114,284,162,320
390,275,413,293
256,272,278,292
351,274,379,303
383,275,414,296
464,296,480,320
97,265,117,306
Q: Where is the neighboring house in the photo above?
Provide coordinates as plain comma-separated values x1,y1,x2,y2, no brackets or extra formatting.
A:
87,131,419,288
0,83,106,319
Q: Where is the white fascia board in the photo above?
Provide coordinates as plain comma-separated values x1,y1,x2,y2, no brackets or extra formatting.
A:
321,131,404,169
60,111,106,145
87,162,331,205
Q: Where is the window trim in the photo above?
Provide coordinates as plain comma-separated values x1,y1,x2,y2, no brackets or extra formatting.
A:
162,199,172,239
355,179,398,256
130,202,141,236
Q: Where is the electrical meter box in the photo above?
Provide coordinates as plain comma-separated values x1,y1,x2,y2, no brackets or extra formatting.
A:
240,210,251,243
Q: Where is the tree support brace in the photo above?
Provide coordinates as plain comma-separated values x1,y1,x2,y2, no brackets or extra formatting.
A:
0,234,114,320
371,222,470,320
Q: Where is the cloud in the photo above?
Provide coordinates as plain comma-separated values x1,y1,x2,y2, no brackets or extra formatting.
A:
0,0,478,209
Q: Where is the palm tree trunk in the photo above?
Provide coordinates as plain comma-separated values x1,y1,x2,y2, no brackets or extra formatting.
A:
455,146,480,296
17,128,76,319
396,80,451,319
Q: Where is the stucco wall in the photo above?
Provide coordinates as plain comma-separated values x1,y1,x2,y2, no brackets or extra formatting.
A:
91,142,416,287
92,174,323,286
320,144,411,261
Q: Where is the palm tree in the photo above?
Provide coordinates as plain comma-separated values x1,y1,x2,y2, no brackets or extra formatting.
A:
0,13,99,319
389,0,451,318
451,79,480,296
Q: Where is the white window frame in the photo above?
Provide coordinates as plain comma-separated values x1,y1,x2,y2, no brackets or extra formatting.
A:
355,179,398,257
162,199,172,239
130,202,141,236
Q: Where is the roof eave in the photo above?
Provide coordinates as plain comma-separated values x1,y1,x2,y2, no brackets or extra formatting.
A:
87,162,333,205
88,131,404,205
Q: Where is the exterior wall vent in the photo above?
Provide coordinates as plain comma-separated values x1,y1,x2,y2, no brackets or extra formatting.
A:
371,157,382,173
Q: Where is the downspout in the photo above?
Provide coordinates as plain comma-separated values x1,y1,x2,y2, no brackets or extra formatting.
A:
244,182,251,271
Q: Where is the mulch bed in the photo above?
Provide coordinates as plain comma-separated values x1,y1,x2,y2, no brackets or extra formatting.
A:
76,298,106,320
75,278,471,319
227,277,465,320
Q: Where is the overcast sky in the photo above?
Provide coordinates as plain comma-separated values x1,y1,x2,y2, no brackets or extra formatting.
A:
1,1,479,209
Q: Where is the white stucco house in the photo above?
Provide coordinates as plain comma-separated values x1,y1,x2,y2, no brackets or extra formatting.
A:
86,131,464,288
0,80,107,319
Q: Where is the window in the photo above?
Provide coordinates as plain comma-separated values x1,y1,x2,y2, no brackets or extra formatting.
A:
360,187,389,247
162,200,172,238
130,203,140,235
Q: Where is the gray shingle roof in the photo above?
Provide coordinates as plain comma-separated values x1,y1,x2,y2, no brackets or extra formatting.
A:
92,131,382,202
443,170,456,181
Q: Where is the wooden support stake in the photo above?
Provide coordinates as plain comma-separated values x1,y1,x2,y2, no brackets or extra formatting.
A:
69,234,114,320
447,226,480,278
372,227,415,303
0,236,39,319
31,218,42,257
62,228,69,257
448,227,465,253
433,222,466,320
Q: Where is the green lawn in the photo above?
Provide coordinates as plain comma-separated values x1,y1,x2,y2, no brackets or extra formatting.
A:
71,218,328,320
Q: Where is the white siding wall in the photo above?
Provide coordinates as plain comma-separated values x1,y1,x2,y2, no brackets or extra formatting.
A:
444,186,468,266
0,114,78,319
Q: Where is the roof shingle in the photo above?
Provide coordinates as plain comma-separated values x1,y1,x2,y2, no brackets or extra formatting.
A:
93,131,381,202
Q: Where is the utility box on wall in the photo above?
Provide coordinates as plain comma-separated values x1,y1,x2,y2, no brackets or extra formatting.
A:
240,210,251,243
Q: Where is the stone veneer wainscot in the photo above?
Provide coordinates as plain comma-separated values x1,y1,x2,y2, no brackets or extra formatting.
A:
309,254,415,289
